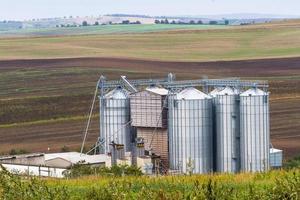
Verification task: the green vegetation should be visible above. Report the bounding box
[0,165,69,200]
[0,24,227,38]
[1,165,299,200]
[63,164,143,178]
[284,155,300,169]
[8,148,29,155]
[0,22,300,61]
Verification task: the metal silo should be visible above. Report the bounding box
[240,88,270,172]
[214,87,240,173]
[100,87,131,153]
[168,87,213,174]
[210,87,224,98]
[209,87,224,171]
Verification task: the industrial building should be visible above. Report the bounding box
[0,73,283,177]
[85,74,283,174]
[0,152,109,178]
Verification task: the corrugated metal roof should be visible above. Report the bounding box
[270,148,283,153]
[0,153,44,161]
[146,87,168,96]
[240,88,267,96]
[44,152,108,164]
[176,87,211,100]
[105,88,129,99]
[217,87,239,95]
[209,87,224,97]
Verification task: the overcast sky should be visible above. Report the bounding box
[1,0,300,20]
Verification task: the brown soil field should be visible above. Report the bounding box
[0,57,299,159]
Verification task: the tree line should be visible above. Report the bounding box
[155,19,229,25]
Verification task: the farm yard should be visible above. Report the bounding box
[0,21,299,160]
[1,0,300,198]
[0,57,299,159]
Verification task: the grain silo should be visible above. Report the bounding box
[209,87,224,171]
[214,87,240,173]
[168,87,213,174]
[130,86,169,167]
[240,88,270,172]
[100,87,132,153]
[210,87,224,98]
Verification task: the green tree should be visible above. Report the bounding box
[61,145,70,152]
[122,20,130,24]
[82,21,88,26]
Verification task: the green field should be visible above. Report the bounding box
[1,167,299,200]
[0,22,300,61]
[0,24,227,37]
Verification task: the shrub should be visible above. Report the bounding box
[63,163,143,178]
[0,165,69,200]
[9,148,28,155]
[284,155,300,169]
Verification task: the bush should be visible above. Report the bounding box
[82,21,88,26]
[9,148,28,155]
[61,145,70,152]
[284,155,300,169]
[1,164,299,199]
[82,171,300,200]
[0,165,69,200]
[154,19,160,24]
[268,171,300,199]
[209,21,218,25]
[63,163,143,178]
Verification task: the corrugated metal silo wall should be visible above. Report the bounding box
[215,94,240,173]
[168,96,213,174]
[240,94,270,172]
[100,98,131,153]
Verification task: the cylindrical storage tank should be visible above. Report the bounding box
[168,87,213,174]
[209,87,224,171]
[214,87,240,173]
[100,87,131,153]
[240,88,270,172]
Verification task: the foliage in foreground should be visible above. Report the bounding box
[284,155,300,170]
[0,165,69,200]
[0,165,299,200]
[63,163,143,178]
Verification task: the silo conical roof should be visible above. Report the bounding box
[240,88,267,97]
[176,87,211,100]
[105,87,129,99]
[217,87,239,95]
[209,87,224,97]
[146,86,168,96]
